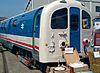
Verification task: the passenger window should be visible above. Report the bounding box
[1,23,3,30]
[70,14,79,31]
[12,19,17,27]
[51,8,67,29]
[1,22,6,30]
[82,10,91,29]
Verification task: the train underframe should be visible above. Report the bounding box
[0,43,66,73]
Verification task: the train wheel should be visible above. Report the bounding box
[11,46,19,54]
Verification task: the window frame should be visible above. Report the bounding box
[51,8,68,29]
[82,10,91,29]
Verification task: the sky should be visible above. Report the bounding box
[0,0,28,18]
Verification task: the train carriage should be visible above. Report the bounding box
[0,0,93,72]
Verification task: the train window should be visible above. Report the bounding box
[70,14,79,31]
[1,23,3,30]
[82,10,91,29]
[22,15,25,17]
[51,8,67,29]
[12,19,17,27]
[1,22,6,30]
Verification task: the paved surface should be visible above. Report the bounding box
[0,52,3,73]
[0,46,42,73]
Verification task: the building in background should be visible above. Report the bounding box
[25,0,54,11]
[77,0,100,19]
[0,17,7,21]
[25,0,100,19]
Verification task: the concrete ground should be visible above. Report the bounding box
[0,47,42,73]
[0,52,3,73]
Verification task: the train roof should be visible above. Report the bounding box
[1,0,90,24]
[11,6,43,18]
[52,0,85,7]
[1,6,43,23]
[43,0,90,12]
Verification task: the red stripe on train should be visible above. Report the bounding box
[0,36,39,51]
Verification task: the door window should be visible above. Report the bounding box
[70,7,80,31]
[70,15,79,31]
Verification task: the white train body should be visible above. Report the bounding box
[0,0,92,65]
[39,0,92,63]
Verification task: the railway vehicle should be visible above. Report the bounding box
[93,18,100,51]
[0,0,93,72]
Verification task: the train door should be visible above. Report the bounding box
[70,7,80,52]
[33,8,43,60]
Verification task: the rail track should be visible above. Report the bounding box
[0,45,9,73]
